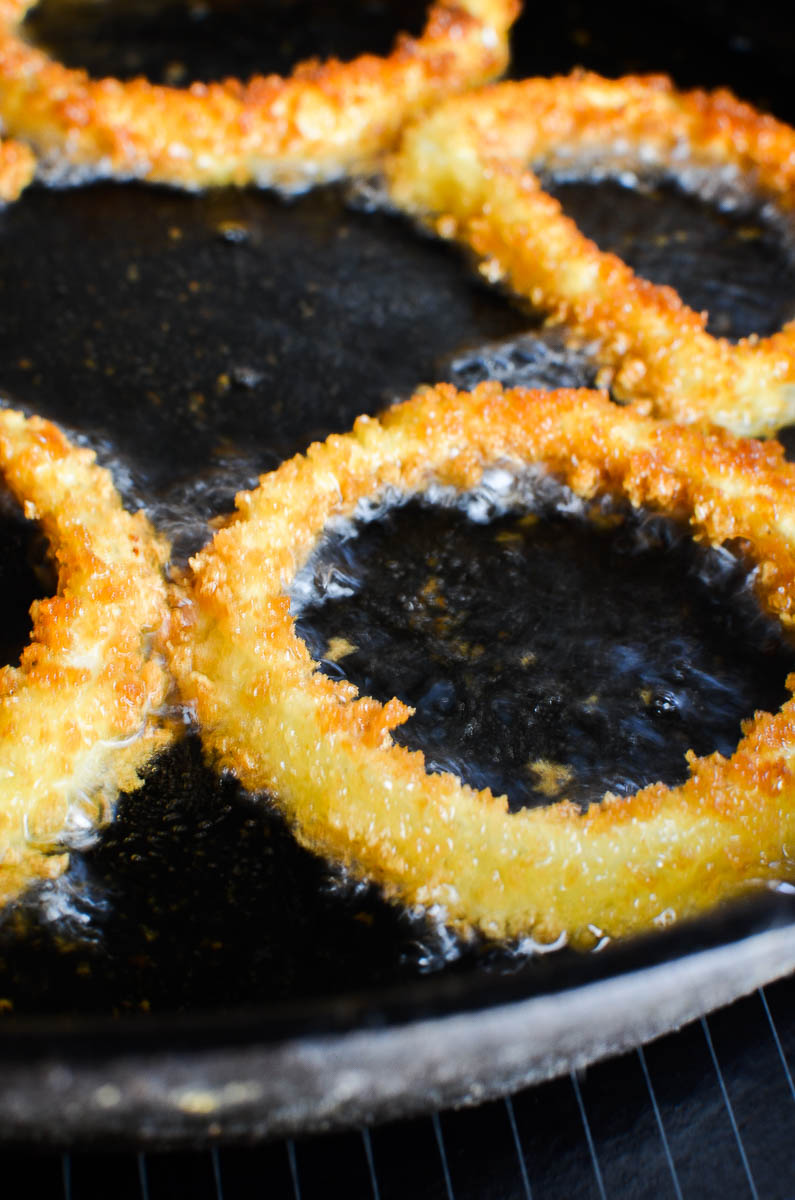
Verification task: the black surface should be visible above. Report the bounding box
[0,181,527,506]
[297,501,795,812]
[0,498,49,667]
[508,0,795,107]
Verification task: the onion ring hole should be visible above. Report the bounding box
[293,498,795,814]
[0,489,50,667]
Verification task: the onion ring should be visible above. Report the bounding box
[171,382,795,948]
[0,0,519,191]
[0,133,32,201]
[387,72,795,438]
[0,407,172,905]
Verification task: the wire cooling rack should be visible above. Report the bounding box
[5,970,794,1199]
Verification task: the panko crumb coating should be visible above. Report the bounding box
[0,134,33,201]
[387,72,795,438]
[0,408,172,905]
[0,0,519,191]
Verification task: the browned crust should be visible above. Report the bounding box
[0,0,519,190]
[0,408,173,905]
[0,133,33,201]
[170,383,795,948]
[387,71,795,438]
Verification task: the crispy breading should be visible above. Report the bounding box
[0,0,518,191]
[171,383,795,948]
[0,134,33,201]
[387,72,795,437]
[0,408,172,904]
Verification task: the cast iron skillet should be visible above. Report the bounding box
[0,0,794,1146]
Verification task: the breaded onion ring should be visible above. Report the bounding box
[0,0,518,191]
[387,72,795,438]
[0,133,33,201]
[0,408,172,905]
[172,382,795,948]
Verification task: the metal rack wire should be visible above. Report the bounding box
[6,970,794,1199]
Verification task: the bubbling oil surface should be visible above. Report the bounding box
[295,488,795,811]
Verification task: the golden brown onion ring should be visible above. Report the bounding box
[387,72,795,438]
[0,408,172,905]
[0,134,32,201]
[171,382,795,948]
[0,0,518,191]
